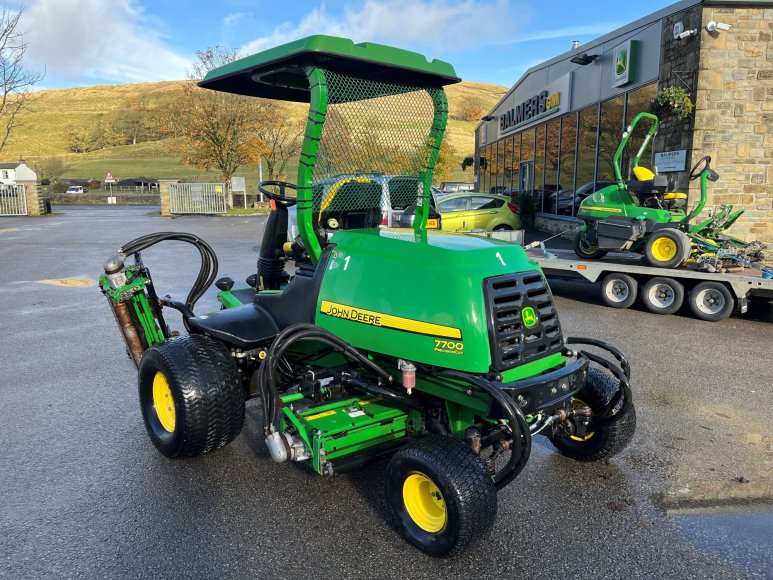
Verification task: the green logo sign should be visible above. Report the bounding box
[521,306,538,328]
[616,49,628,75]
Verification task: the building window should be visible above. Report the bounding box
[597,95,625,182]
[495,139,506,194]
[2,171,7,179]
[544,120,561,214]
[623,83,657,178]
[534,124,546,210]
[576,105,598,200]
[511,132,521,196]
[503,136,514,193]
[480,144,490,194]
[559,113,578,216]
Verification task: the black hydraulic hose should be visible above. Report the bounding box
[438,370,532,490]
[118,232,219,313]
[566,336,631,380]
[258,324,395,432]
[340,375,423,411]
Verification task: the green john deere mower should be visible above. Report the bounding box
[575,112,766,270]
[100,36,635,557]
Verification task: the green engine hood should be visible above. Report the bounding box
[314,228,544,373]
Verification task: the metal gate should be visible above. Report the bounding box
[169,183,226,214]
[0,184,27,216]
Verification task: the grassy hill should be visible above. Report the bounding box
[4,79,506,185]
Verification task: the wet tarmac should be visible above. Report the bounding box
[1,206,771,579]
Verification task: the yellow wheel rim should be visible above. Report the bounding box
[152,371,176,433]
[403,472,447,533]
[651,237,677,263]
[568,397,595,442]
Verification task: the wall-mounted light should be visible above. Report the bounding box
[480,115,495,121]
[570,53,599,66]
[706,21,732,32]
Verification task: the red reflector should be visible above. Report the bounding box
[507,202,519,213]
[381,212,388,225]
[270,200,276,211]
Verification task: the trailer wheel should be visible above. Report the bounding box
[641,277,684,315]
[574,230,607,260]
[549,368,636,462]
[644,229,690,268]
[138,334,245,458]
[385,435,497,557]
[600,273,638,309]
[688,281,735,321]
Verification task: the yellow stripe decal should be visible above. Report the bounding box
[581,206,623,213]
[320,300,462,339]
[304,410,337,421]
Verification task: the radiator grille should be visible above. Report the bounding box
[483,271,563,372]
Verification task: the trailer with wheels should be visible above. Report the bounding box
[530,249,773,322]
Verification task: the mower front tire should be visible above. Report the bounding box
[138,334,245,459]
[644,229,690,269]
[574,230,607,260]
[385,435,497,557]
[549,368,636,462]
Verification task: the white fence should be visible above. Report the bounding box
[0,184,27,216]
[169,183,227,215]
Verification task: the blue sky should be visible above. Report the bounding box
[17,0,677,90]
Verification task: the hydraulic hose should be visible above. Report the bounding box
[438,370,532,491]
[118,232,219,314]
[257,324,395,433]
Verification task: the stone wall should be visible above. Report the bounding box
[655,4,703,195]
[693,4,773,244]
[49,192,161,206]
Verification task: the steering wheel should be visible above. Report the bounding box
[689,156,711,181]
[258,180,298,207]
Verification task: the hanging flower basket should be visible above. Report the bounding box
[649,86,694,122]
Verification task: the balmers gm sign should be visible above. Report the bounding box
[497,73,572,138]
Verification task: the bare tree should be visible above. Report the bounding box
[255,103,304,181]
[35,156,69,183]
[167,46,267,206]
[0,8,44,154]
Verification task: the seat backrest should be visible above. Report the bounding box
[633,166,655,181]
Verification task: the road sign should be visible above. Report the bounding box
[104,172,116,183]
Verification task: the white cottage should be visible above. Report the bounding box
[0,160,37,184]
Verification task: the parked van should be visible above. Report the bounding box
[66,186,85,194]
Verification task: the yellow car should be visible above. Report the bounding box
[436,193,521,232]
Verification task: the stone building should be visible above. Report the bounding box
[474,0,772,244]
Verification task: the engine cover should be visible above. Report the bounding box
[596,217,647,251]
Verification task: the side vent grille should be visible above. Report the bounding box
[483,272,563,372]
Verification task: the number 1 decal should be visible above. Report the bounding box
[343,255,351,270]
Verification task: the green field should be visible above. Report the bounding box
[5,79,506,186]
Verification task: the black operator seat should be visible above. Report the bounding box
[187,253,330,350]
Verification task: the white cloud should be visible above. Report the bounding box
[491,22,625,45]
[223,12,249,28]
[23,0,191,85]
[241,0,518,56]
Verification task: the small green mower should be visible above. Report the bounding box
[575,112,767,269]
[100,36,635,557]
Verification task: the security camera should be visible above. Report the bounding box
[678,28,698,39]
[706,21,731,32]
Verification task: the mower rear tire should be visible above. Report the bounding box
[549,368,636,462]
[138,334,245,458]
[641,277,684,315]
[644,229,690,269]
[688,281,735,321]
[385,435,497,557]
[574,230,607,260]
[600,273,638,309]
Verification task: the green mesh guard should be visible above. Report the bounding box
[311,69,444,230]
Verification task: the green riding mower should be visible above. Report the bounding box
[575,112,766,270]
[99,36,635,557]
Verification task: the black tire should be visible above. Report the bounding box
[574,230,607,260]
[385,435,497,557]
[549,368,636,462]
[641,277,684,315]
[138,334,245,458]
[644,229,690,268]
[600,273,638,309]
[493,224,513,231]
[688,281,735,321]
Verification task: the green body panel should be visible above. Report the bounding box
[577,183,686,223]
[199,35,460,101]
[313,228,544,373]
[281,395,410,474]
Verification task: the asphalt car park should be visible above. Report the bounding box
[1,206,771,578]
